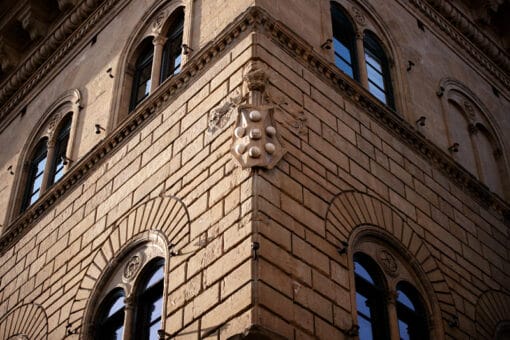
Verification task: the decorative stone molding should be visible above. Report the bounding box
[68,195,190,336]
[231,104,284,169]
[0,6,508,256]
[408,0,510,88]
[326,190,453,335]
[377,248,399,277]
[0,303,48,340]
[0,0,122,130]
[18,5,50,41]
[208,89,245,133]
[475,290,510,339]
[123,254,143,281]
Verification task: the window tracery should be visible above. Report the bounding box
[122,5,185,114]
[352,237,431,340]
[330,1,395,110]
[440,79,509,198]
[89,242,166,340]
[10,89,80,217]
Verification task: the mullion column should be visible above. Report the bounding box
[150,35,167,92]
[386,289,401,340]
[355,30,369,87]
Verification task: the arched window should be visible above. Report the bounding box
[331,2,357,80]
[354,253,390,340]
[329,2,396,109]
[135,259,164,340]
[351,240,431,340]
[48,115,72,186]
[22,139,48,211]
[119,5,187,117]
[396,282,429,340]
[130,39,154,111]
[95,288,125,340]
[91,249,166,340]
[160,9,184,83]
[364,32,394,108]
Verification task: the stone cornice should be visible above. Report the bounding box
[0,0,118,131]
[253,7,509,220]
[0,7,508,255]
[409,0,510,89]
[0,6,256,255]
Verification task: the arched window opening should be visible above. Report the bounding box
[364,32,394,108]
[475,125,504,197]
[331,2,358,80]
[396,281,429,340]
[160,8,184,83]
[48,115,72,186]
[354,253,390,340]
[22,139,48,211]
[130,39,154,111]
[135,258,164,340]
[95,288,126,340]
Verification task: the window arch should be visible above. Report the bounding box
[331,2,358,80]
[440,79,509,198]
[134,258,165,340]
[130,38,154,111]
[21,139,48,211]
[95,288,126,340]
[352,237,431,340]
[354,253,390,340]
[329,1,396,110]
[9,89,81,218]
[89,242,167,340]
[160,7,184,83]
[364,31,394,108]
[116,4,187,117]
[396,282,429,340]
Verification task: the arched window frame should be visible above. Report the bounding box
[7,89,81,220]
[439,78,510,199]
[112,2,188,125]
[87,239,168,340]
[329,1,400,112]
[349,234,432,340]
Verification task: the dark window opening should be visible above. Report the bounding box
[160,8,184,83]
[364,32,394,109]
[95,288,125,340]
[331,2,358,80]
[135,258,164,340]
[354,253,391,340]
[130,40,154,111]
[48,115,72,186]
[22,139,48,211]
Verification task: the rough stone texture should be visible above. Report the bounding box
[0,0,509,339]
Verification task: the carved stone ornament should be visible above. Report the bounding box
[377,248,399,277]
[231,104,284,169]
[123,254,143,280]
[152,10,167,33]
[352,6,366,26]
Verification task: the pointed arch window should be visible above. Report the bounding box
[329,2,395,109]
[22,139,48,211]
[160,9,184,82]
